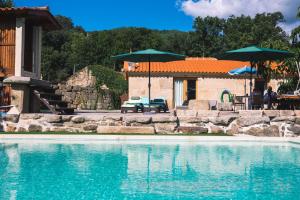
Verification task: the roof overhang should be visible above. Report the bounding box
[0,7,61,31]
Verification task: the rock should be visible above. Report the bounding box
[209,116,237,126]
[62,115,73,122]
[28,124,43,132]
[97,126,155,134]
[44,115,62,123]
[227,123,239,135]
[152,116,178,123]
[176,109,197,117]
[4,114,20,123]
[83,124,98,131]
[51,127,79,132]
[295,117,300,125]
[71,116,85,123]
[178,117,201,123]
[287,125,300,135]
[239,110,263,117]
[103,116,122,121]
[263,110,279,118]
[237,116,270,127]
[5,124,16,132]
[177,126,208,134]
[210,125,224,134]
[219,111,239,117]
[20,114,41,120]
[155,123,177,134]
[197,111,219,117]
[294,110,300,116]
[200,117,210,123]
[280,110,295,116]
[124,116,151,124]
[245,125,280,137]
[271,116,295,123]
[17,127,27,132]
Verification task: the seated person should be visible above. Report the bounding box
[263,86,277,109]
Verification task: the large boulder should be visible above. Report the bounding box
[44,115,62,123]
[271,116,295,123]
[97,126,155,134]
[209,125,225,134]
[245,125,280,137]
[239,110,263,117]
[71,116,85,123]
[209,116,237,126]
[263,110,279,118]
[287,125,300,135]
[197,111,219,117]
[4,114,20,123]
[237,116,270,127]
[152,116,178,123]
[28,124,43,132]
[226,123,240,135]
[280,110,295,116]
[83,124,98,131]
[155,123,177,134]
[123,116,151,124]
[176,109,197,117]
[177,126,208,134]
[178,117,201,124]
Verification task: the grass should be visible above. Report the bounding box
[0,132,231,136]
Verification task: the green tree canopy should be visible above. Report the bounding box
[0,0,13,7]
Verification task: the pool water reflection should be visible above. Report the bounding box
[0,143,299,200]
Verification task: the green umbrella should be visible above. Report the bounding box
[220,45,293,109]
[112,49,185,111]
[220,46,293,62]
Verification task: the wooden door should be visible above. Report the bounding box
[0,17,16,77]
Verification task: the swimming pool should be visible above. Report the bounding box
[0,137,299,200]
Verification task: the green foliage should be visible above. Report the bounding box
[42,11,295,88]
[88,65,128,108]
[0,0,13,7]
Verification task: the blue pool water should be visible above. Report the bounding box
[0,142,299,200]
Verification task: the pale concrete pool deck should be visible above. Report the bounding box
[1,134,300,146]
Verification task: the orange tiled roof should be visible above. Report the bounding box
[124,58,250,74]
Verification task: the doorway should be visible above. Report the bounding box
[174,78,197,107]
[187,80,196,100]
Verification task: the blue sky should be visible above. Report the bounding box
[14,0,194,31]
[14,0,300,33]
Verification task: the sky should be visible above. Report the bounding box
[14,0,300,33]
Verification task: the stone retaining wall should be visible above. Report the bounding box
[55,85,113,110]
[2,110,300,137]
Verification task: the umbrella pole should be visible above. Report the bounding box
[250,63,253,110]
[148,58,151,111]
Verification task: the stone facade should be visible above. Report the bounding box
[2,110,300,137]
[128,76,174,107]
[56,67,113,110]
[128,75,282,109]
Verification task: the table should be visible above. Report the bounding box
[234,95,250,110]
[277,95,300,110]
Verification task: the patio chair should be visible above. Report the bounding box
[252,94,263,110]
[232,95,245,112]
[208,100,217,110]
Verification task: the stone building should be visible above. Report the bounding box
[124,58,281,109]
[0,7,64,113]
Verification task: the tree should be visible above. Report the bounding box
[192,16,225,57]
[0,0,13,7]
